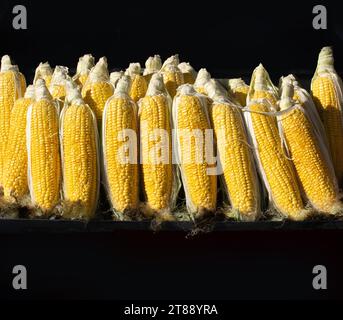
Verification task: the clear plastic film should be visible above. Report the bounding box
[110,71,124,88]
[311,47,343,185]
[72,54,95,85]
[59,82,100,220]
[277,78,342,215]
[0,54,23,99]
[102,76,139,220]
[137,73,181,220]
[172,84,216,218]
[26,79,61,217]
[207,91,261,221]
[247,64,279,109]
[143,55,162,75]
[194,68,211,95]
[33,62,53,85]
[161,54,180,70]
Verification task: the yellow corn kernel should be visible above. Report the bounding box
[248,64,279,108]
[103,76,139,216]
[311,47,343,185]
[280,80,341,214]
[174,85,216,217]
[0,55,23,189]
[82,57,113,123]
[228,78,249,106]
[249,102,305,219]
[162,65,184,98]
[210,98,259,220]
[61,85,99,219]
[3,85,34,205]
[28,80,61,214]
[139,74,173,217]
[130,74,147,103]
[49,65,68,101]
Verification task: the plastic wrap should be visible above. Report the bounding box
[138,73,181,221]
[59,81,100,220]
[172,84,216,219]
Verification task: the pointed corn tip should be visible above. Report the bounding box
[35,78,52,100]
[318,46,334,67]
[146,73,165,95]
[24,85,35,99]
[115,75,131,94]
[178,84,196,95]
[1,55,12,65]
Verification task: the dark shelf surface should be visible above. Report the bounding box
[1,218,343,234]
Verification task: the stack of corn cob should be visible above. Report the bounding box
[0,47,342,223]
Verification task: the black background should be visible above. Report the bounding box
[0,0,343,300]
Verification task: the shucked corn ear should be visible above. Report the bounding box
[34,62,53,87]
[125,63,148,103]
[173,84,217,218]
[245,65,306,220]
[49,65,69,102]
[311,47,343,186]
[143,55,162,83]
[0,55,25,190]
[178,62,197,84]
[279,77,342,215]
[228,78,249,107]
[102,76,139,219]
[82,57,114,123]
[206,86,260,221]
[194,68,211,95]
[161,64,184,99]
[73,54,95,87]
[248,64,279,108]
[2,85,35,207]
[139,73,179,220]
[60,81,99,219]
[27,79,61,215]
[110,71,124,88]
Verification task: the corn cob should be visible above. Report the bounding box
[34,62,53,87]
[207,86,260,221]
[311,47,343,186]
[143,55,162,83]
[110,71,124,88]
[82,57,114,123]
[173,84,217,217]
[0,55,24,190]
[139,73,176,220]
[248,64,279,107]
[49,65,69,102]
[246,65,306,220]
[27,79,61,215]
[161,64,184,98]
[2,85,35,207]
[125,63,148,103]
[60,81,99,219]
[279,78,342,215]
[178,62,197,84]
[102,76,139,218]
[194,68,211,95]
[73,54,95,87]
[228,78,249,107]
